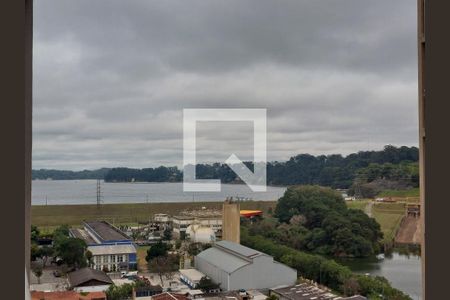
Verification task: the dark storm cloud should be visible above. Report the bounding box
[33,0,418,170]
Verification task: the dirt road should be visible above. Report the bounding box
[395,216,421,244]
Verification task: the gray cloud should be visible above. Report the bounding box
[33,0,418,170]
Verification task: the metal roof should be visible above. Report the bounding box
[196,246,250,273]
[214,240,264,258]
[69,228,97,245]
[87,244,136,256]
[84,221,131,242]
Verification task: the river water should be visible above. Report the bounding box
[338,251,422,299]
[32,179,286,205]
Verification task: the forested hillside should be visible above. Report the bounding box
[32,168,111,180]
[33,145,418,196]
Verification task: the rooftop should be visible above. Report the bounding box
[87,244,136,256]
[31,291,106,300]
[214,240,264,259]
[179,268,206,281]
[70,228,97,245]
[84,221,131,242]
[196,241,264,274]
[152,292,189,300]
[271,284,367,300]
[68,267,113,288]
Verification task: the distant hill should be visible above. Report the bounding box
[33,145,419,196]
[32,168,111,180]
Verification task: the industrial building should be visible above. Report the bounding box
[195,240,297,291]
[172,210,222,240]
[70,221,137,271]
[186,223,216,243]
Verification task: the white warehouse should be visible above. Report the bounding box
[195,240,297,291]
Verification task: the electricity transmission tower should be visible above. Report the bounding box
[96,179,103,208]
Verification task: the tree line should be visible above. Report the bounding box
[33,145,419,195]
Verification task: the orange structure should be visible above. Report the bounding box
[240,210,263,218]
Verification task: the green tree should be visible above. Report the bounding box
[31,225,40,243]
[197,276,220,291]
[148,255,179,285]
[32,265,43,284]
[31,243,40,261]
[273,185,382,257]
[163,227,173,241]
[105,283,134,300]
[39,245,54,267]
[54,237,87,268]
[52,224,70,244]
[145,242,169,261]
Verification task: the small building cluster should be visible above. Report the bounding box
[30,200,366,300]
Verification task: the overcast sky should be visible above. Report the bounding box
[33,0,418,170]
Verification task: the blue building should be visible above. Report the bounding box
[70,221,137,272]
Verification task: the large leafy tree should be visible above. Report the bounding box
[54,237,88,268]
[270,185,382,257]
[145,242,170,261]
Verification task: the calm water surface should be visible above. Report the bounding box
[32,179,286,205]
[339,251,422,299]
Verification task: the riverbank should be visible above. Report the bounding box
[31,201,277,229]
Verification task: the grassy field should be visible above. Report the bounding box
[137,246,150,272]
[372,203,405,243]
[346,201,406,244]
[378,188,420,198]
[31,201,277,228]
[345,199,370,210]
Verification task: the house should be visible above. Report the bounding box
[195,240,297,291]
[67,267,113,292]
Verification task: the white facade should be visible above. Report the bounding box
[179,269,206,288]
[154,213,170,223]
[89,244,136,272]
[173,216,222,239]
[186,225,216,243]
